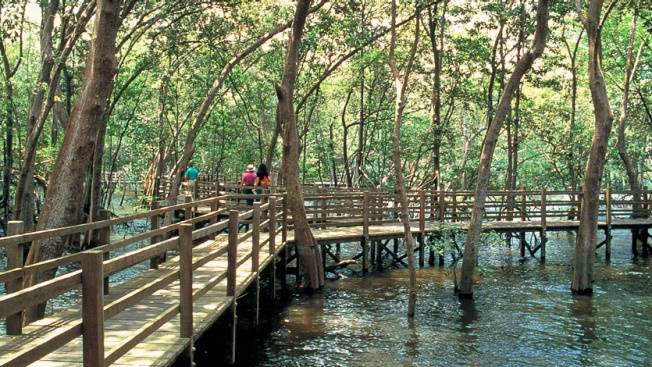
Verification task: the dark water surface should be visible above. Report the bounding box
[245,230,651,367]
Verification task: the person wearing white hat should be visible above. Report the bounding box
[240,164,257,206]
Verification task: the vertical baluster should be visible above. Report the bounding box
[6,221,24,335]
[178,224,194,364]
[82,250,105,367]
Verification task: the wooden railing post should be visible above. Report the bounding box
[153,177,161,201]
[520,188,527,221]
[605,187,612,261]
[320,190,327,224]
[451,189,457,221]
[82,250,105,367]
[214,181,221,198]
[438,189,445,221]
[6,221,24,335]
[643,186,650,217]
[520,188,527,258]
[540,189,547,262]
[209,197,218,240]
[362,192,370,274]
[227,211,239,297]
[99,209,111,295]
[178,223,194,364]
[269,197,277,255]
[150,201,161,269]
[417,190,425,267]
[184,195,193,222]
[282,197,288,244]
[252,204,261,273]
[418,190,426,234]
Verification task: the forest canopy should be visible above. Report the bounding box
[0,0,651,231]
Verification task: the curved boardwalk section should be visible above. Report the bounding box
[0,188,650,366]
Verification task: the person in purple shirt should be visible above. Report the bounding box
[240,164,257,205]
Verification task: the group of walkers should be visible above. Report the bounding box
[239,163,271,205]
[183,162,272,203]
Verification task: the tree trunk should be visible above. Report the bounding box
[167,1,328,203]
[388,0,420,318]
[277,0,323,290]
[459,0,549,298]
[571,0,614,294]
[615,12,641,213]
[23,0,123,322]
[341,88,354,188]
[14,0,59,231]
[427,1,447,190]
[0,42,19,230]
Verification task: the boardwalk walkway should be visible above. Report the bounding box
[0,187,650,366]
[0,232,279,366]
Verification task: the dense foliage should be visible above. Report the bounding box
[0,0,650,229]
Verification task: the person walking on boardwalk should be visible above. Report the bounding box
[184,161,199,199]
[240,164,257,205]
[255,163,271,197]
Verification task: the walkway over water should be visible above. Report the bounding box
[0,186,650,366]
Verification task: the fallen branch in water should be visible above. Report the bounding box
[325,259,357,272]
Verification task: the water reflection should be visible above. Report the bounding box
[405,319,419,361]
[570,295,597,345]
[245,231,652,367]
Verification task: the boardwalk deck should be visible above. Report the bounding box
[1,188,650,366]
[0,231,282,367]
[287,218,652,245]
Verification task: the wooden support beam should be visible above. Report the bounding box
[178,224,194,366]
[99,209,111,295]
[209,197,218,240]
[605,187,612,261]
[269,196,277,300]
[149,201,161,269]
[540,189,547,262]
[362,192,370,274]
[82,250,105,367]
[252,204,261,273]
[227,211,239,297]
[184,195,193,222]
[6,220,24,335]
[438,189,445,221]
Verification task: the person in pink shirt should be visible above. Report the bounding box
[240,164,257,205]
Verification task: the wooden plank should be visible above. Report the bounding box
[82,250,105,367]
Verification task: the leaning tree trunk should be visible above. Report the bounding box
[23,0,123,322]
[277,0,323,290]
[458,0,549,298]
[571,0,614,294]
[14,0,59,232]
[388,0,420,318]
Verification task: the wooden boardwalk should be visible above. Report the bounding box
[0,232,280,366]
[291,218,652,245]
[0,188,650,366]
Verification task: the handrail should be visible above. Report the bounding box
[0,188,649,366]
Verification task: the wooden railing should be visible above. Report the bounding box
[0,195,285,367]
[1,187,650,365]
[296,188,651,229]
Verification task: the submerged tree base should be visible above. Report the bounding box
[571,287,593,296]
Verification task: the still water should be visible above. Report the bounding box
[244,230,651,366]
